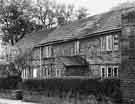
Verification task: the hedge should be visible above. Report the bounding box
[22,78,121,101]
[0,76,21,89]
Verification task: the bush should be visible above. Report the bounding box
[22,78,121,102]
[0,76,21,89]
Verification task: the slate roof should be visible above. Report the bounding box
[16,7,133,56]
[39,9,123,45]
[15,29,54,57]
[59,56,88,67]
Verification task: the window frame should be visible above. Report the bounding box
[43,46,52,58]
[107,66,113,78]
[106,35,113,51]
[74,40,80,55]
[113,34,119,51]
[100,65,106,78]
[113,66,119,77]
[100,34,119,51]
[33,68,38,78]
[56,69,61,77]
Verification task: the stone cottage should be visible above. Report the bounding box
[16,7,135,102]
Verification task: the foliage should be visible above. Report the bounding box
[0,0,42,45]
[0,76,21,89]
[22,78,121,102]
[0,0,88,45]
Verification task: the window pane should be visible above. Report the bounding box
[113,35,119,50]
[101,37,106,50]
[101,66,106,78]
[113,66,118,77]
[74,40,80,55]
[106,35,112,51]
[102,68,105,77]
[33,68,37,78]
[107,67,112,77]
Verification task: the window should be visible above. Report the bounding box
[113,66,119,77]
[101,66,106,78]
[33,68,38,78]
[101,34,119,51]
[56,69,61,77]
[107,66,112,77]
[44,66,49,78]
[74,40,80,55]
[43,46,53,57]
[106,35,113,51]
[101,37,106,51]
[113,35,119,50]
[100,65,119,78]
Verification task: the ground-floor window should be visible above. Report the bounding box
[113,66,119,77]
[101,65,119,78]
[107,66,112,77]
[101,66,106,78]
[33,68,38,78]
[56,69,61,77]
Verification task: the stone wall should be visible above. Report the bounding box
[120,9,135,103]
[79,35,120,78]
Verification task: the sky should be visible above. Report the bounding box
[55,0,135,15]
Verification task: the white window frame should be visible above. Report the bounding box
[106,35,113,51]
[101,37,106,51]
[101,35,119,51]
[33,68,38,78]
[56,69,61,77]
[74,40,80,55]
[113,35,119,51]
[107,66,113,78]
[45,66,49,78]
[113,66,119,77]
[44,46,52,58]
[100,66,106,78]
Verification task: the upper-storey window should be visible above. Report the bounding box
[33,48,40,59]
[106,35,113,51]
[74,40,80,55]
[113,35,119,50]
[101,34,119,51]
[43,46,53,58]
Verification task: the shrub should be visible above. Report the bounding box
[22,78,121,102]
[0,76,21,89]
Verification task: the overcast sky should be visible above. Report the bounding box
[55,0,135,15]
